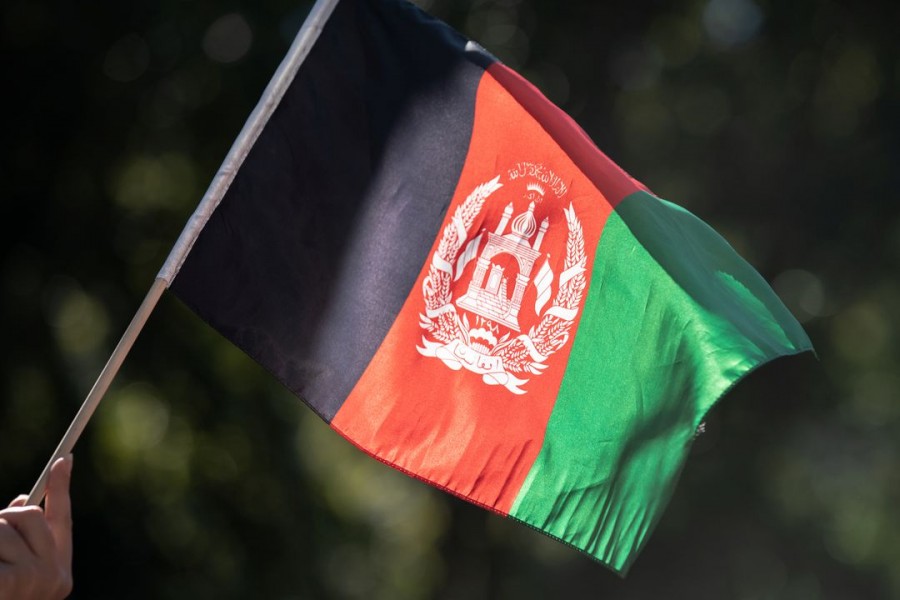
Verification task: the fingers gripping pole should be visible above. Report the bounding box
[26,277,168,506]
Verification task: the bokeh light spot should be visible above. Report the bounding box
[848,370,900,428]
[4,367,56,466]
[772,269,826,323]
[43,278,110,357]
[296,413,447,598]
[824,507,881,566]
[112,153,198,214]
[203,13,253,64]
[107,383,171,453]
[813,42,882,138]
[702,0,764,48]
[650,16,701,67]
[831,301,892,364]
[465,5,529,68]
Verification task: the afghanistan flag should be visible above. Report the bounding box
[169,0,812,573]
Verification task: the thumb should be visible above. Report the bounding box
[8,494,28,508]
[44,454,74,566]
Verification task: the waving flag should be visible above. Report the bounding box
[169,0,811,573]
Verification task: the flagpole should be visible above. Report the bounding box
[26,278,166,505]
[26,0,341,506]
[158,0,340,283]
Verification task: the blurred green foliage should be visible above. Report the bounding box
[1,0,898,598]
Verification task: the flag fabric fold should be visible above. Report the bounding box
[169,0,812,573]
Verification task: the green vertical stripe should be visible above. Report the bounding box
[509,191,812,573]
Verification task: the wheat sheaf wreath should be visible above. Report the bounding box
[419,176,586,377]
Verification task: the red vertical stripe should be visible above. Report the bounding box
[331,71,612,513]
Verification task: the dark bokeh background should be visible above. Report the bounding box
[2,0,898,598]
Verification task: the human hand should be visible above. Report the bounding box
[0,455,74,599]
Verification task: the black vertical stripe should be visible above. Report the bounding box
[171,0,493,420]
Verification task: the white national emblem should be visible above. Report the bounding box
[417,163,587,394]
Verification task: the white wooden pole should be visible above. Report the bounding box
[26,277,167,505]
